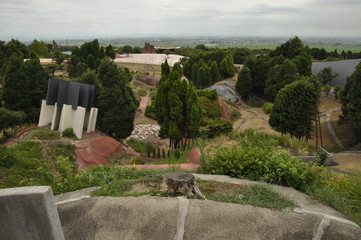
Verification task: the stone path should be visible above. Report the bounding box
[128,124,160,141]
[322,106,343,148]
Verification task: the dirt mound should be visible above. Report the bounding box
[136,76,158,86]
[186,147,201,165]
[75,136,122,170]
[221,102,231,120]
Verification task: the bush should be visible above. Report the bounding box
[126,138,154,156]
[263,103,273,114]
[333,86,343,100]
[199,96,221,119]
[200,133,323,190]
[201,119,233,138]
[137,89,147,97]
[0,146,16,168]
[197,89,218,100]
[62,128,75,138]
[145,105,157,120]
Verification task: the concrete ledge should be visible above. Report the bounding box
[0,186,65,240]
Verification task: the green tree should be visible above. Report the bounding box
[264,59,299,100]
[105,44,115,59]
[2,54,48,122]
[28,39,50,58]
[236,66,252,100]
[161,59,170,77]
[210,61,219,84]
[317,67,338,86]
[269,77,320,140]
[86,54,96,70]
[0,108,26,134]
[122,45,132,56]
[339,63,361,140]
[172,62,182,76]
[197,66,207,89]
[97,61,138,139]
[219,55,234,79]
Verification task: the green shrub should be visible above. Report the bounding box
[199,96,221,119]
[149,89,157,100]
[62,128,75,138]
[56,156,74,178]
[0,146,16,168]
[201,119,233,138]
[145,105,157,119]
[200,134,323,190]
[130,158,145,165]
[126,138,154,156]
[197,89,218,100]
[333,86,343,100]
[137,88,147,97]
[263,102,273,114]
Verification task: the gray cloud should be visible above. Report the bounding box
[0,0,360,40]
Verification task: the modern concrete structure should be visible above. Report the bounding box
[0,186,65,240]
[38,79,98,139]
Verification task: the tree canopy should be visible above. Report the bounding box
[339,62,361,140]
[269,76,320,140]
[97,60,138,139]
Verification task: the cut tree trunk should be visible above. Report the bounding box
[165,172,205,199]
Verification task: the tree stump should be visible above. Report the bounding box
[164,172,205,199]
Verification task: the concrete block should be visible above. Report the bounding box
[0,186,65,240]
[38,100,55,127]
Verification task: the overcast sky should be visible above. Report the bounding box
[0,0,360,40]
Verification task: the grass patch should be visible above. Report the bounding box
[22,128,59,140]
[307,171,361,226]
[244,99,264,108]
[126,138,155,156]
[137,88,148,97]
[198,180,296,210]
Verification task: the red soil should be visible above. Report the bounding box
[75,136,122,170]
[136,76,158,86]
[221,102,231,120]
[186,147,201,165]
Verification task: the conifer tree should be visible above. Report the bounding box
[210,61,219,84]
[236,66,252,100]
[97,60,138,139]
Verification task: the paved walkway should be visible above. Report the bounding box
[323,106,343,148]
[55,174,361,240]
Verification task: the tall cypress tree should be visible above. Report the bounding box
[97,60,138,139]
[236,66,252,100]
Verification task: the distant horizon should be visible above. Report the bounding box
[2,35,361,43]
[1,0,361,42]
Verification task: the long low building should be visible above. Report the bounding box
[312,58,361,86]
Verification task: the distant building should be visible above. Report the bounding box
[38,79,98,139]
[143,43,155,53]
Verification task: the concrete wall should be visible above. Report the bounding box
[38,100,55,126]
[59,104,86,139]
[0,186,65,240]
[38,101,98,139]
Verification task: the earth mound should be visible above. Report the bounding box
[75,136,122,170]
[136,75,158,86]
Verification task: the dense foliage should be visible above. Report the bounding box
[269,77,320,140]
[182,49,234,89]
[236,66,252,100]
[155,69,202,148]
[97,61,138,139]
[339,62,361,140]
[200,130,323,190]
[2,54,49,122]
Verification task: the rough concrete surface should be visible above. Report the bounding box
[56,194,361,240]
[0,186,64,240]
[57,196,179,240]
[184,199,321,240]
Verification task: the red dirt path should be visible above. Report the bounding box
[75,136,122,170]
